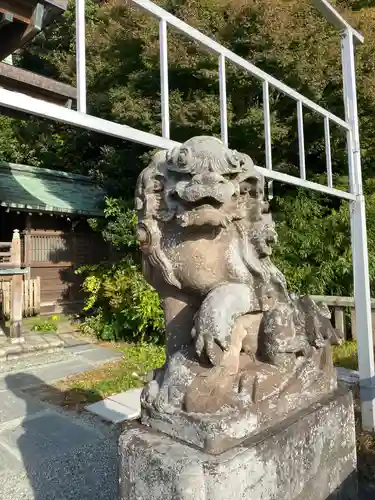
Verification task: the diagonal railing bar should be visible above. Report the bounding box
[312,0,363,44]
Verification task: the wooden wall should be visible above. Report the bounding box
[0,209,110,312]
[22,214,109,312]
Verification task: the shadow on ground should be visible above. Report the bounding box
[3,373,119,500]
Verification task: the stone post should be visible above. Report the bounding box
[10,230,23,343]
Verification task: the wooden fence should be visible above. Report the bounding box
[312,295,374,341]
[0,277,40,319]
[0,279,368,337]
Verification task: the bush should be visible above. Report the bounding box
[31,317,58,333]
[76,195,164,343]
[77,259,164,343]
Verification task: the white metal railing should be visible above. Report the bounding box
[76,0,86,113]
[159,17,170,139]
[132,0,353,198]
[0,0,374,430]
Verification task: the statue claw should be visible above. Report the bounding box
[195,333,225,366]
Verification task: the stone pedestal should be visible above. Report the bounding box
[119,389,357,500]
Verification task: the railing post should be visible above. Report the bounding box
[219,54,228,147]
[159,18,170,139]
[10,229,23,342]
[263,81,273,198]
[334,307,346,340]
[76,0,87,113]
[342,28,375,430]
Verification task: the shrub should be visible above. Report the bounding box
[77,257,164,342]
[31,317,58,333]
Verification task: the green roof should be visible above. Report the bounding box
[0,163,104,216]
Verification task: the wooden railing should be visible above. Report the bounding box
[0,230,27,340]
[0,241,11,265]
[312,295,372,341]
[0,277,40,318]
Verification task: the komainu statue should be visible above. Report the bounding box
[135,136,341,454]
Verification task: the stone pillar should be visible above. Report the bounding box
[10,230,23,343]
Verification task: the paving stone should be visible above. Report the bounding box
[59,333,89,347]
[40,335,64,348]
[108,387,142,415]
[0,373,40,392]
[5,344,22,357]
[0,390,46,425]
[19,339,49,354]
[86,398,139,423]
[0,337,8,347]
[0,411,97,462]
[78,347,123,365]
[64,343,98,355]
[0,351,72,377]
[0,442,22,474]
[26,358,94,384]
[0,359,93,391]
[22,334,48,345]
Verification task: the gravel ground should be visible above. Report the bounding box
[0,343,121,500]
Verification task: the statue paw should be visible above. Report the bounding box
[195,331,228,366]
[238,372,259,404]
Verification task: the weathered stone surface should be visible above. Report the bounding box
[119,389,357,500]
[135,136,342,450]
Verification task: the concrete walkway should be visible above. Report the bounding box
[0,340,123,500]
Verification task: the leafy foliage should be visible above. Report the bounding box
[31,317,59,333]
[77,258,164,342]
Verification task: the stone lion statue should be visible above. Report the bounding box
[135,136,341,453]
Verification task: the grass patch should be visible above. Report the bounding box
[33,340,361,410]
[332,340,358,371]
[6,314,70,329]
[27,343,165,411]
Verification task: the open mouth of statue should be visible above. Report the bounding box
[190,197,224,209]
[176,183,234,205]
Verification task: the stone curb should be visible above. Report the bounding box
[0,336,65,362]
[336,366,359,388]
